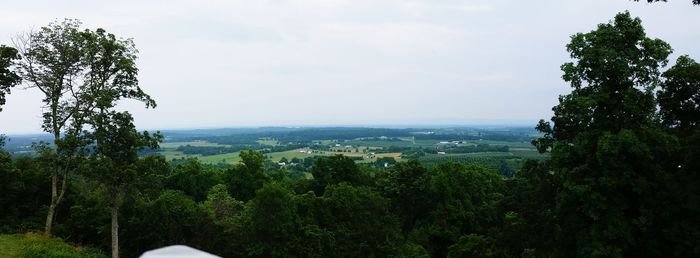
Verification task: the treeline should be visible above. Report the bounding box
[192,129,530,148]
[378,144,508,156]
[192,128,413,145]
[176,144,257,156]
[414,131,531,142]
[174,143,308,156]
[259,143,308,154]
[0,150,542,257]
[439,144,509,153]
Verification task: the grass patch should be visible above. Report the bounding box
[0,233,106,258]
[265,149,319,162]
[197,151,243,165]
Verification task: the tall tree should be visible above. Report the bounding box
[85,111,161,258]
[14,19,87,236]
[13,19,155,237]
[0,45,21,111]
[77,26,157,258]
[656,55,700,256]
[534,12,699,257]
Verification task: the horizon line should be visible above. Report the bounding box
[3,121,541,136]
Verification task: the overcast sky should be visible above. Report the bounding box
[0,0,698,133]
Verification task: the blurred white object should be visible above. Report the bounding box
[140,245,220,258]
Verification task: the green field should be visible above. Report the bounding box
[158,137,540,168]
[196,151,242,164]
[159,140,406,165]
[159,141,231,162]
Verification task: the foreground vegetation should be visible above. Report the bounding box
[0,233,106,258]
[1,10,700,258]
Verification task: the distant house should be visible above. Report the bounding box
[278,162,286,166]
[437,151,446,155]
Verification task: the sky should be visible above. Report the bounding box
[0,0,698,134]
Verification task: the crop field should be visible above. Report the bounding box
[418,150,546,170]
[151,127,543,170]
[158,140,405,165]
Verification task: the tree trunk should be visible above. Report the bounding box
[111,190,119,258]
[44,129,61,237]
[43,170,58,236]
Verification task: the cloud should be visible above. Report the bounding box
[314,22,465,54]
[457,4,494,13]
[0,0,699,133]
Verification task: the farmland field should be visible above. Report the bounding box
[151,126,543,172]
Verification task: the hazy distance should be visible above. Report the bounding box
[0,0,698,133]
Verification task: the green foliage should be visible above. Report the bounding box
[0,45,20,111]
[57,181,110,249]
[556,11,671,140]
[224,151,270,201]
[314,183,402,257]
[234,182,324,258]
[311,155,366,193]
[240,150,264,172]
[374,156,397,167]
[166,158,221,201]
[134,155,171,199]
[380,160,431,231]
[13,18,159,238]
[534,11,700,257]
[447,234,502,258]
[118,190,215,257]
[497,160,558,257]
[411,163,505,257]
[202,184,243,226]
[393,241,430,258]
[85,112,162,190]
[0,233,106,258]
[658,55,700,133]
[0,155,50,233]
[15,19,86,134]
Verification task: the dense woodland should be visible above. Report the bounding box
[1,10,700,258]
